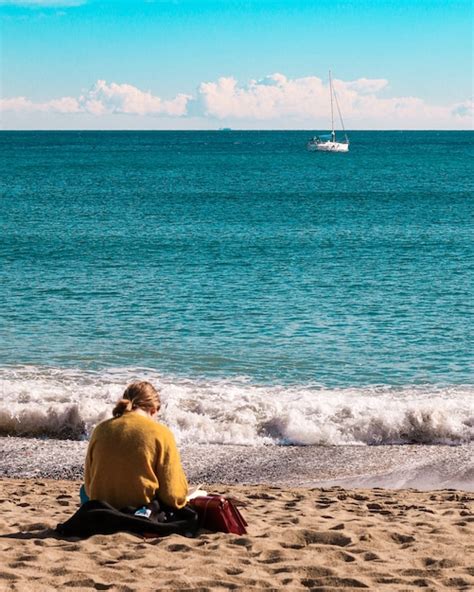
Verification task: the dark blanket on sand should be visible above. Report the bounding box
[56,500,198,538]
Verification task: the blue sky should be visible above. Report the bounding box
[1,0,472,129]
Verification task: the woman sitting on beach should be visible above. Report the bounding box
[83,381,188,510]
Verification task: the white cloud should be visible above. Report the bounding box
[197,73,473,129]
[46,97,81,113]
[0,95,79,112]
[79,80,190,116]
[0,97,80,113]
[1,74,472,129]
[0,97,36,111]
[198,73,327,120]
[1,80,190,117]
[346,78,389,94]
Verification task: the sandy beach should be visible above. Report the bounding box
[1,437,473,589]
[0,477,472,592]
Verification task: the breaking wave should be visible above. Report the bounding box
[0,366,473,445]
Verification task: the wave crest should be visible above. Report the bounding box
[1,366,472,445]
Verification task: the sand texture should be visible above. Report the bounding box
[0,479,473,592]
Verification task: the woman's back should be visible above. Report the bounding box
[84,385,188,510]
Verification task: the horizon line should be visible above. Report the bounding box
[1,128,473,132]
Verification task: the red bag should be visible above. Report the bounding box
[190,495,247,535]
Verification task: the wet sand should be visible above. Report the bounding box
[1,438,473,491]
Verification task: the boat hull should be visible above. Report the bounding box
[314,141,349,152]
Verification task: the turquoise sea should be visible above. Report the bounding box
[1,131,473,445]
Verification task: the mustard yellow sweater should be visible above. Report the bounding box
[84,412,188,509]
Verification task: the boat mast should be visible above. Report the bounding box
[333,86,349,144]
[329,70,335,143]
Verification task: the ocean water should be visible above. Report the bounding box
[1,131,473,445]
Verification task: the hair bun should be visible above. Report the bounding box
[112,382,160,418]
[112,398,134,418]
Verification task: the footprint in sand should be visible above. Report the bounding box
[99,559,119,566]
[272,566,294,575]
[16,554,37,562]
[224,567,243,575]
[228,536,253,548]
[443,577,472,588]
[63,543,82,552]
[0,570,19,581]
[334,551,357,563]
[165,543,193,552]
[352,494,369,501]
[366,502,385,512]
[302,566,335,578]
[257,550,287,564]
[411,577,438,587]
[301,576,369,589]
[301,530,352,547]
[391,533,415,544]
[49,566,70,577]
[63,578,114,590]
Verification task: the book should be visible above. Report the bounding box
[186,484,208,502]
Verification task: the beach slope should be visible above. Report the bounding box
[0,479,472,591]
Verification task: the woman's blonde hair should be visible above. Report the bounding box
[112,381,161,418]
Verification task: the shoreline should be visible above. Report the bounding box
[1,437,473,492]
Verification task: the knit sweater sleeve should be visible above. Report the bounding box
[83,429,95,497]
[154,428,188,509]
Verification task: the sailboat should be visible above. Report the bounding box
[307,71,349,152]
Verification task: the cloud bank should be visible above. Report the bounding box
[1,80,190,117]
[198,73,472,127]
[1,74,472,129]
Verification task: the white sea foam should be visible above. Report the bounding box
[1,365,473,445]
